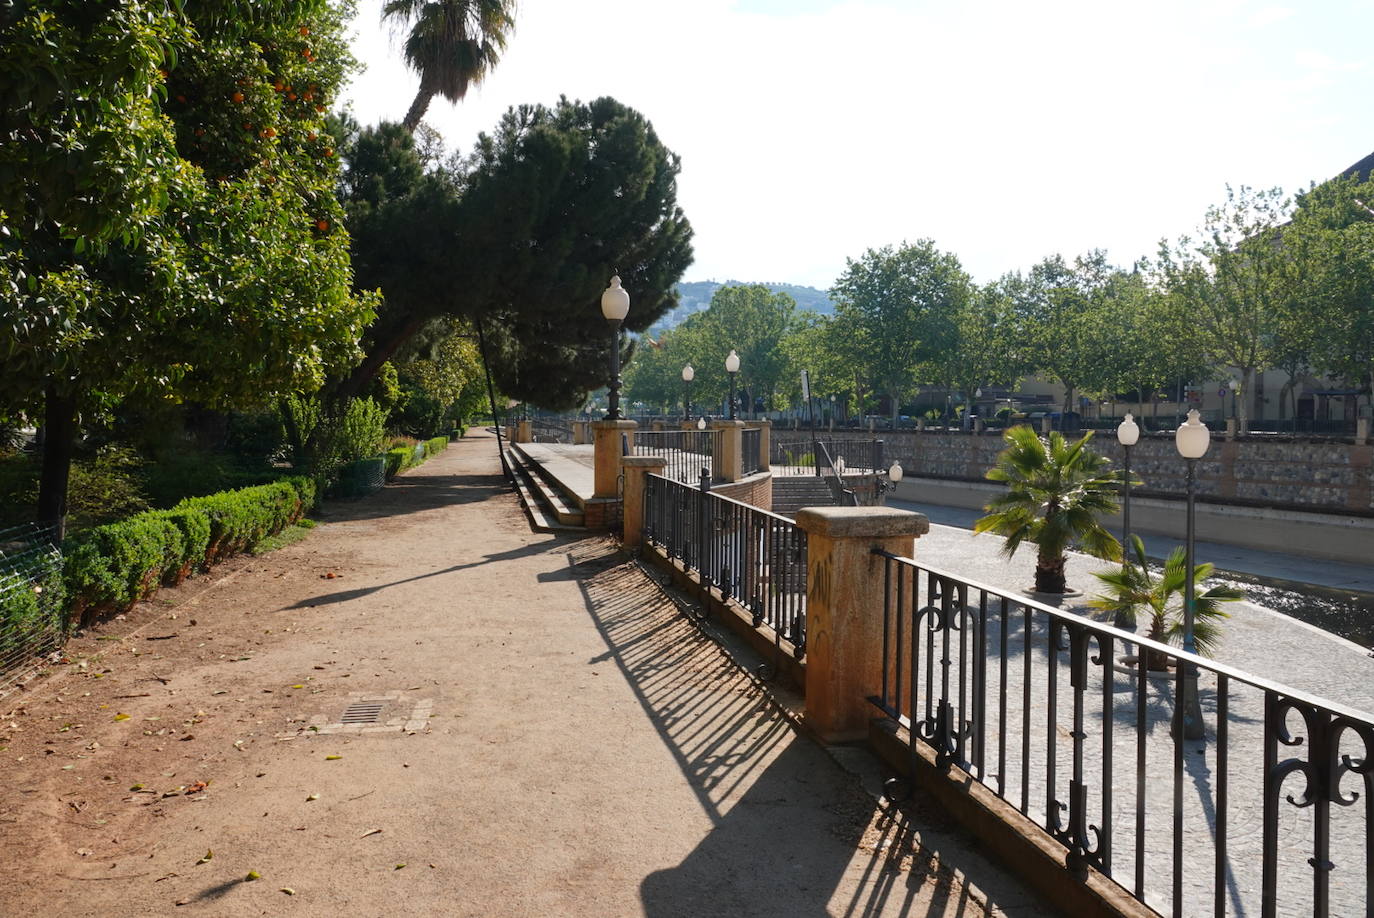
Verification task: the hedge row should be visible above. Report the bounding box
[62,476,315,625]
[382,436,449,481]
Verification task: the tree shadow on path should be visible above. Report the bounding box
[566,540,1050,918]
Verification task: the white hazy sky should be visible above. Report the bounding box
[342,0,1374,291]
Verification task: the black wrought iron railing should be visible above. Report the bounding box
[530,418,574,443]
[741,428,762,476]
[868,551,1372,918]
[814,440,858,507]
[643,473,807,658]
[772,437,884,477]
[632,429,717,484]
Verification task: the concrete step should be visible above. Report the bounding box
[505,449,587,532]
[771,476,839,515]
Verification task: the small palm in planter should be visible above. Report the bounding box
[1090,535,1243,670]
[974,425,1122,594]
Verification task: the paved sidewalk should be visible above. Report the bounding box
[1,432,1051,917]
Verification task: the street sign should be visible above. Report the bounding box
[1217,388,1227,398]
[800,369,810,401]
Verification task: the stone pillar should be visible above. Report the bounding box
[592,420,637,499]
[1040,416,1051,435]
[758,419,772,472]
[1225,418,1237,441]
[620,456,667,550]
[1358,417,1370,446]
[572,420,588,445]
[516,419,532,443]
[652,420,666,432]
[916,418,926,431]
[710,419,745,483]
[795,507,930,742]
[681,419,701,431]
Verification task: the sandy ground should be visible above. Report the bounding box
[0,433,1051,917]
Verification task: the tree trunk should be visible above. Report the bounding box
[332,315,428,403]
[402,87,432,133]
[1034,551,1067,594]
[1238,367,1253,434]
[1144,616,1171,671]
[36,382,77,543]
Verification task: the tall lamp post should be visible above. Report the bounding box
[1228,378,1239,421]
[1115,412,1140,635]
[725,349,740,420]
[682,364,694,421]
[1173,409,1209,741]
[601,275,630,420]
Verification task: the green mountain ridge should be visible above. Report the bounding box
[650,280,834,334]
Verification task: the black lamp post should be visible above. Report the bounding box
[725,349,740,420]
[600,276,630,420]
[682,364,694,422]
[1173,409,1209,741]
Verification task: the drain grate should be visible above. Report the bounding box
[340,701,386,724]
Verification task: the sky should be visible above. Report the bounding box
[342,0,1374,291]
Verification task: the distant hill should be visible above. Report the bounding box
[651,280,835,334]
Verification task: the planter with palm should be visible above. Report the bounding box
[1090,535,1242,671]
[974,425,1121,594]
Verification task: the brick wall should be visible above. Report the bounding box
[879,430,1374,514]
[713,472,773,511]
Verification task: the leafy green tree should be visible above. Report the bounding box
[932,279,1027,413]
[1158,186,1299,432]
[0,0,373,536]
[336,99,693,410]
[974,426,1122,594]
[1286,174,1374,409]
[780,312,852,419]
[830,240,969,425]
[1009,251,1120,418]
[1091,535,1242,670]
[382,0,516,132]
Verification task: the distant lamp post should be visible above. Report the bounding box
[835,456,845,477]
[697,416,706,431]
[725,349,741,420]
[879,460,903,503]
[1115,412,1140,634]
[1173,409,1209,741]
[682,364,694,421]
[1228,378,1240,420]
[600,276,630,420]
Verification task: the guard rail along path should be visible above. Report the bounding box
[867,550,1372,918]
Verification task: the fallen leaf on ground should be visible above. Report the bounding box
[280,887,295,895]
[245,870,261,881]
[196,850,213,865]
[113,713,130,722]
[325,755,341,761]
[360,828,382,838]
[306,793,318,801]
[394,863,406,870]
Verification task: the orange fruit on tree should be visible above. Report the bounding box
[231,91,244,103]
[316,219,329,232]
[299,26,310,36]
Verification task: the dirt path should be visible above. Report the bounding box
[0,433,1050,917]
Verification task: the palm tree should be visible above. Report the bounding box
[1091,535,1242,671]
[973,424,1121,594]
[383,0,517,132]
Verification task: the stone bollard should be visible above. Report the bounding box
[1040,416,1051,435]
[1225,418,1236,441]
[710,419,745,483]
[1359,417,1370,445]
[516,419,532,443]
[592,420,637,499]
[619,456,667,550]
[758,419,772,472]
[572,420,589,445]
[794,506,929,742]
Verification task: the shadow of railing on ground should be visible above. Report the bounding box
[567,541,1044,917]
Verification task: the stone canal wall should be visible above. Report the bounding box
[875,430,1374,515]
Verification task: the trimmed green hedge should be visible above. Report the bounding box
[63,476,313,625]
[382,436,449,481]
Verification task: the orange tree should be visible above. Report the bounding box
[0,0,374,537]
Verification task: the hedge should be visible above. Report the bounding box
[62,476,313,625]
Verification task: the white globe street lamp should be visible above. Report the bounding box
[725,349,740,420]
[600,276,630,420]
[1173,408,1210,741]
[681,364,694,421]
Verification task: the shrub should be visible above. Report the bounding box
[175,481,300,564]
[64,515,182,622]
[426,435,448,454]
[145,508,211,585]
[384,446,412,480]
[0,562,66,665]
